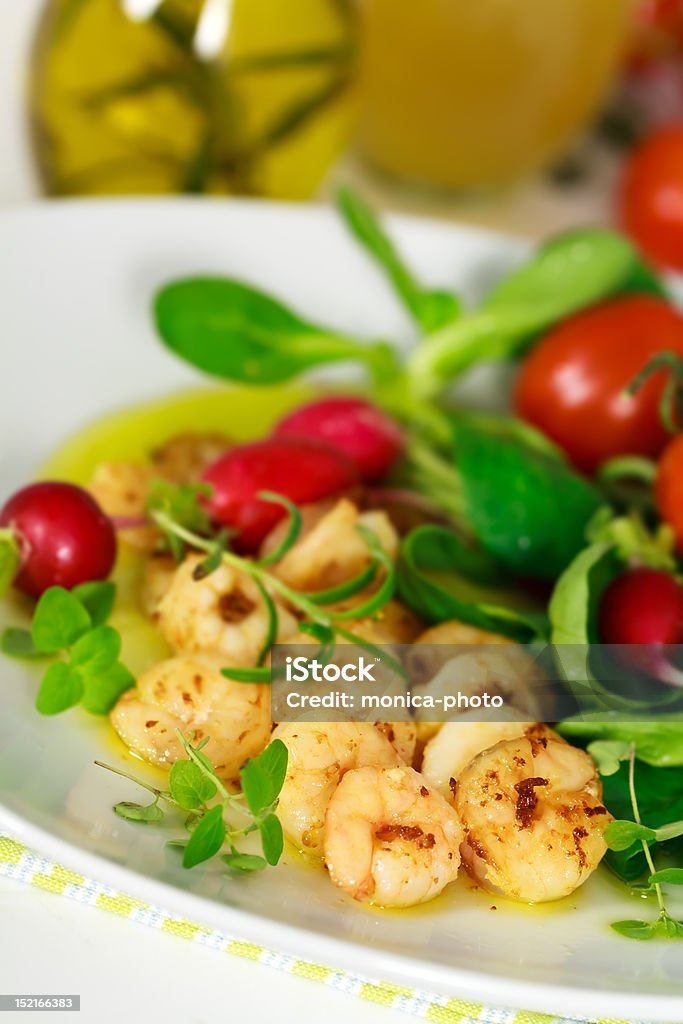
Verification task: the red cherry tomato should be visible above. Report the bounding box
[201,437,358,552]
[656,433,683,549]
[514,295,683,474]
[273,396,404,483]
[621,125,683,269]
[0,482,116,598]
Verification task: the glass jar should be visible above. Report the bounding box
[30,0,357,197]
[356,0,634,190]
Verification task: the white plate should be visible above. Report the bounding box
[1,198,682,1021]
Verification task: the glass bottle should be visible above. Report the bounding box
[30,0,357,198]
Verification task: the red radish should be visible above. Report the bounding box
[273,396,404,482]
[0,482,116,598]
[598,567,683,686]
[201,437,358,552]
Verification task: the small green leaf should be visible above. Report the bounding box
[240,740,288,817]
[254,578,278,667]
[182,804,226,869]
[0,534,20,598]
[329,525,395,621]
[146,480,213,562]
[35,662,84,715]
[72,581,116,626]
[255,493,303,566]
[259,813,285,866]
[611,919,656,940]
[114,800,164,823]
[32,587,91,653]
[192,530,230,581]
[221,666,272,683]
[305,563,377,605]
[649,869,683,886]
[222,851,268,874]
[169,760,217,810]
[154,277,376,385]
[1,628,46,660]
[81,662,134,715]
[588,740,632,777]
[259,813,284,866]
[605,819,657,852]
[653,912,683,939]
[70,625,121,675]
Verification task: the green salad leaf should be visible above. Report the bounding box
[455,428,603,580]
[408,227,664,394]
[558,716,683,768]
[396,524,548,641]
[154,277,389,385]
[549,542,619,645]
[337,187,460,331]
[597,759,683,882]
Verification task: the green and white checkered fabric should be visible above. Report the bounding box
[0,832,649,1024]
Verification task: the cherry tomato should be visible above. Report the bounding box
[202,437,358,552]
[273,396,404,483]
[0,482,116,598]
[656,433,683,549]
[514,295,683,474]
[620,125,683,269]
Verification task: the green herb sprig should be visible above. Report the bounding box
[97,732,288,873]
[147,491,400,684]
[1,582,133,715]
[601,744,683,940]
[145,479,214,562]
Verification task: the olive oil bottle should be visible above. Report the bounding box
[30,0,357,197]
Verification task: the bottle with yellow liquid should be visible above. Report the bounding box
[356,0,634,190]
[30,0,357,198]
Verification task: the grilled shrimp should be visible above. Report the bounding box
[88,461,157,552]
[110,655,271,781]
[374,722,417,766]
[271,722,403,855]
[405,623,544,747]
[456,733,610,903]
[324,765,463,907]
[262,499,398,593]
[151,432,230,484]
[157,553,298,664]
[140,553,176,619]
[331,599,423,645]
[407,621,515,683]
[422,718,546,802]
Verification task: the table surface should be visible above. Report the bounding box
[0,3,616,1021]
